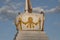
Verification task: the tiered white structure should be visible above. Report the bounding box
[14,0,48,40]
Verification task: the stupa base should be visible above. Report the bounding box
[15,31,48,40]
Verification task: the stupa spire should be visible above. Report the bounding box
[25,0,32,13]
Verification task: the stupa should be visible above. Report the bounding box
[14,0,48,40]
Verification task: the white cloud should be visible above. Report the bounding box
[5,0,10,3]
[0,1,23,21]
[45,6,60,13]
[33,6,48,13]
[58,0,60,2]
[0,0,11,4]
[33,6,60,13]
[45,8,56,13]
[0,17,2,20]
[33,7,45,13]
[0,0,60,21]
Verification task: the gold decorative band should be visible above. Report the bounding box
[16,17,41,30]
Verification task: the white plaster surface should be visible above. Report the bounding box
[15,31,48,40]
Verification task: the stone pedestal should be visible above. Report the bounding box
[15,31,48,40]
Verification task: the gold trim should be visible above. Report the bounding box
[16,17,41,31]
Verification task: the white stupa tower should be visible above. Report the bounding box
[14,0,48,40]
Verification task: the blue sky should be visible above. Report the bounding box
[0,0,60,40]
